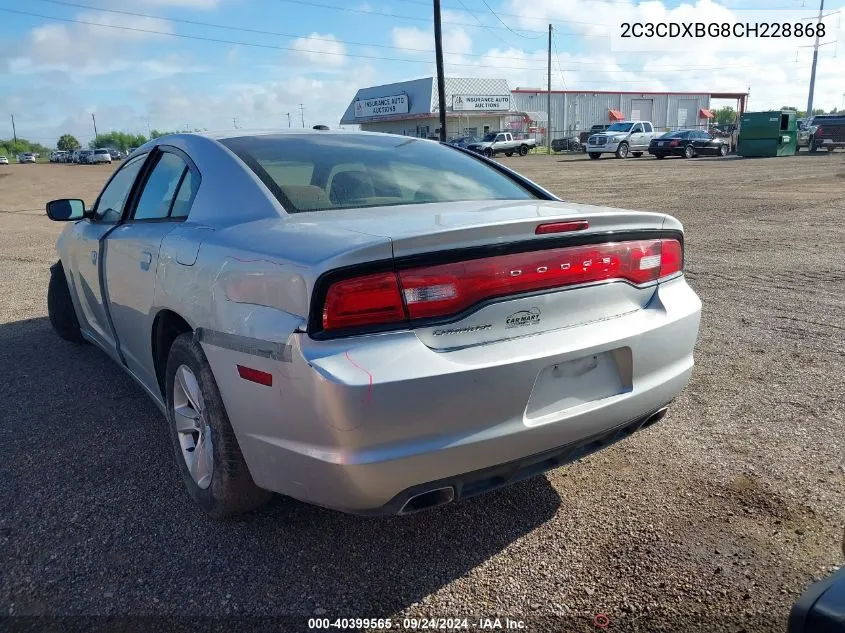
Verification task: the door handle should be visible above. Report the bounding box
[140,251,152,271]
[90,250,97,265]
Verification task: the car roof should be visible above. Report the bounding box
[185,128,405,142]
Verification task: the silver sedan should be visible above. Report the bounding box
[46,130,701,518]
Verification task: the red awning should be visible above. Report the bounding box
[608,109,625,121]
[699,108,714,119]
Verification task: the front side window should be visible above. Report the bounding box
[631,123,644,134]
[221,134,537,214]
[93,154,147,223]
[134,152,189,221]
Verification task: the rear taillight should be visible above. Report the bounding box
[319,238,683,332]
[322,271,405,331]
[670,140,680,147]
[816,126,824,135]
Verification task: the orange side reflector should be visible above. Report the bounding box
[237,365,273,386]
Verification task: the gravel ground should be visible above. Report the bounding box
[1,155,844,632]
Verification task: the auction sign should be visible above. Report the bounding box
[452,95,511,111]
[354,94,409,118]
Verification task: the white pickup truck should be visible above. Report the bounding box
[585,121,657,159]
[466,132,537,157]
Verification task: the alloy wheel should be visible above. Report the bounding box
[172,365,214,489]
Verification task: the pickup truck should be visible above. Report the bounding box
[806,114,845,152]
[466,132,536,157]
[585,121,657,159]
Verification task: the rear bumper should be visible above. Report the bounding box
[202,277,701,514]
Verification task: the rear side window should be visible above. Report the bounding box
[643,123,653,133]
[221,134,536,214]
[133,152,189,221]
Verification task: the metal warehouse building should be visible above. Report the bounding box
[340,77,747,139]
[510,88,747,136]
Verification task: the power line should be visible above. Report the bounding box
[273,0,551,34]
[0,7,548,70]
[552,32,568,90]
[476,0,546,39]
[22,0,768,72]
[32,0,587,61]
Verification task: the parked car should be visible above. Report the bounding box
[107,148,123,161]
[45,131,701,519]
[19,153,37,164]
[579,124,610,146]
[0,156,8,165]
[90,148,113,164]
[648,129,729,159]
[806,114,845,152]
[50,151,67,163]
[446,135,480,149]
[466,131,536,157]
[586,121,657,159]
[77,149,94,164]
[550,136,582,153]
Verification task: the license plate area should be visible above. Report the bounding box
[524,348,633,425]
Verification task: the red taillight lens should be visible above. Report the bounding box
[535,220,589,235]
[659,239,683,277]
[816,126,824,135]
[320,239,683,332]
[670,140,680,147]
[322,271,407,331]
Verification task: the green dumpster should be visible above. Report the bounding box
[737,110,798,157]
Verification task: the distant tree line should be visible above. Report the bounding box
[0,138,52,158]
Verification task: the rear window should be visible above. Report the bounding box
[661,131,691,138]
[220,134,536,213]
[95,149,110,154]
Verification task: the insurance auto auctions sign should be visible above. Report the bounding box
[354,94,409,118]
[452,95,511,111]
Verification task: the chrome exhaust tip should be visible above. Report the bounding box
[641,406,669,428]
[398,486,455,515]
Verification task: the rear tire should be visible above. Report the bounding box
[615,143,629,159]
[165,333,272,519]
[48,262,85,344]
[827,146,834,152]
[655,154,665,159]
[518,144,529,156]
[483,148,493,158]
[588,153,601,160]
[683,145,695,159]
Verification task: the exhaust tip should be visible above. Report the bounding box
[641,406,669,428]
[398,487,455,515]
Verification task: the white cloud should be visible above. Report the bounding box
[292,33,348,67]
[499,0,845,109]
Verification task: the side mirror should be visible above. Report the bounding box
[46,199,87,221]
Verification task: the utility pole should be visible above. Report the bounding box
[232,116,238,129]
[286,112,291,128]
[10,114,16,144]
[547,24,552,153]
[91,113,99,141]
[806,0,824,117]
[433,0,447,141]
[299,104,305,128]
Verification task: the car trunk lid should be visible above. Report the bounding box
[306,200,679,348]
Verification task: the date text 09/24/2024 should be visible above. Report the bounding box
[307,618,529,630]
